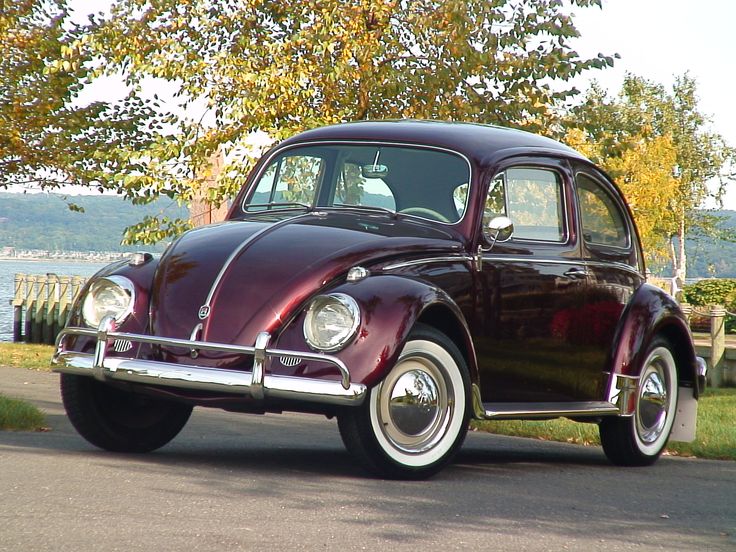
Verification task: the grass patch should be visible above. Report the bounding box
[0,394,46,431]
[666,389,736,460]
[0,342,54,371]
[0,343,52,431]
[472,388,736,461]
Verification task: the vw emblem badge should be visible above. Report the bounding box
[198,305,210,320]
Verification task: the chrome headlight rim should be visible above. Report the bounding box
[303,293,361,353]
[81,275,136,328]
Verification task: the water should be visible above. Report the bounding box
[0,259,108,342]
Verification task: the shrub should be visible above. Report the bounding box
[682,279,736,333]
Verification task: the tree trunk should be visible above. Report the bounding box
[677,208,687,282]
[668,208,687,301]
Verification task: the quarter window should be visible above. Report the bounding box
[577,174,629,248]
[486,168,566,242]
[248,155,324,210]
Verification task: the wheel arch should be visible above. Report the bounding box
[607,283,699,399]
[416,303,478,385]
[289,274,477,389]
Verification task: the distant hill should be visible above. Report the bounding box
[685,210,736,278]
[0,192,188,252]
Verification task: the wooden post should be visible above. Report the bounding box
[709,304,726,388]
[24,275,36,343]
[71,276,84,304]
[680,303,692,325]
[34,275,48,344]
[44,274,60,344]
[12,274,25,342]
[58,276,72,334]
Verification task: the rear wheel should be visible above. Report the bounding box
[338,324,470,479]
[600,338,678,466]
[61,374,192,453]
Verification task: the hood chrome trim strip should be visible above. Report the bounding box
[198,214,311,320]
[382,255,473,271]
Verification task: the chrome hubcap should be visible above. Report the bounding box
[389,369,440,436]
[377,355,452,453]
[637,361,669,444]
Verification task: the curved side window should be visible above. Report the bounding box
[577,174,629,248]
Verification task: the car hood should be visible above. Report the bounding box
[150,211,464,346]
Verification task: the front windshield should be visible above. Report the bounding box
[244,144,471,224]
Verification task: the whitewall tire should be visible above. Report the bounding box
[338,324,470,479]
[600,338,679,466]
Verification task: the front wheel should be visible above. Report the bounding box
[338,324,470,479]
[599,338,679,466]
[61,374,193,453]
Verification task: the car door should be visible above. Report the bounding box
[475,158,599,403]
[574,168,645,377]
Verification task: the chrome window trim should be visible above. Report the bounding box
[584,260,644,279]
[382,255,473,271]
[241,140,473,227]
[488,165,570,245]
[480,255,644,278]
[481,255,582,266]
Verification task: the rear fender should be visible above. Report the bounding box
[606,283,699,407]
[273,274,477,388]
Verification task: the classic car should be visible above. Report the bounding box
[52,120,706,479]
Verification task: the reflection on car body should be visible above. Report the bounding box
[53,121,705,478]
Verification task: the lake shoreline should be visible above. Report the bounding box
[0,255,126,264]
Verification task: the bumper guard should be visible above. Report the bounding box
[52,316,367,407]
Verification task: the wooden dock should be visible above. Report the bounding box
[11,273,87,345]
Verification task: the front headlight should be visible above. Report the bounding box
[304,293,360,352]
[81,276,135,327]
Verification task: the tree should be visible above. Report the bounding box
[565,74,736,278]
[73,0,615,243]
[0,0,157,193]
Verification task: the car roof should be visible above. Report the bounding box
[279,120,587,166]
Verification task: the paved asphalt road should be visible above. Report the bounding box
[1,365,734,552]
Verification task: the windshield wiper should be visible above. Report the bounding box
[244,201,312,212]
[331,203,397,217]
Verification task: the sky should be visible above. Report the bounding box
[570,0,736,208]
[22,0,736,207]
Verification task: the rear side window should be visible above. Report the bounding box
[577,174,629,248]
[486,167,566,242]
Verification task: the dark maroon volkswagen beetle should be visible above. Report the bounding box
[53,120,706,478]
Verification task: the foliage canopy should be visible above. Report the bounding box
[0,0,157,193]
[63,0,615,242]
[565,74,736,275]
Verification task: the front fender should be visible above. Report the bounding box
[607,283,698,398]
[62,256,160,352]
[273,274,476,389]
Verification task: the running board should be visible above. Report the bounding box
[476,401,620,420]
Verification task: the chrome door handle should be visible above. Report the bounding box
[563,267,587,279]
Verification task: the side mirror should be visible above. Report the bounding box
[484,216,514,250]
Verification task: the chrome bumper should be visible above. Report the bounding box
[696,356,708,394]
[52,317,367,407]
